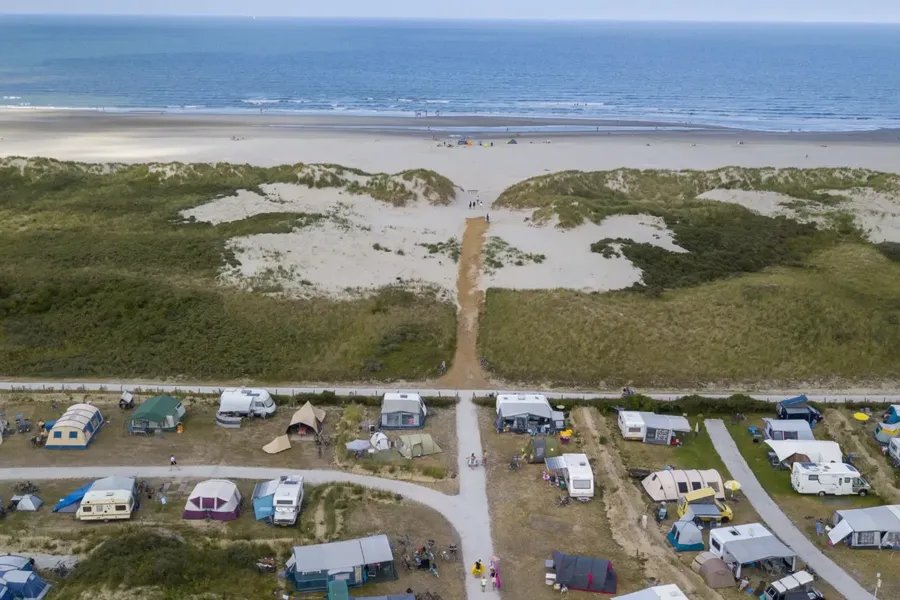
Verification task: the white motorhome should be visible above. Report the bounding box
[218,388,276,418]
[561,453,594,499]
[889,437,900,467]
[272,477,304,526]
[76,476,138,522]
[790,462,870,497]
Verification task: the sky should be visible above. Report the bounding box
[2,0,900,23]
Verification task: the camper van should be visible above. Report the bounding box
[677,487,733,523]
[561,454,594,499]
[272,477,304,526]
[763,571,824,600]
[218,388,276,418]
[790,462,870,496]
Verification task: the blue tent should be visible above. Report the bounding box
[0,582,13,600]
[0,569,50,600]
[883,405,900,424]
[251,479,279,521]
[52,483,92,513]
[667,520,704,552]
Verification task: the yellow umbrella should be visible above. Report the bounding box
[724,480,741,498]
[853,412,870,422]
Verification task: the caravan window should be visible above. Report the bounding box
[115,505,127,511]
[572,480,592,490]
[627,427,641,433]
[81,506,92,513]
[677,482,689,493]
[276,500,294,505]
[808,475,819,481]
[710,538,721,551]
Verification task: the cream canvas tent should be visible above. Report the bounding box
[263,434,292,454]
[287,402,326,435]
[641,469,725,501]
[764,440,842,466]
[397,434,442,459]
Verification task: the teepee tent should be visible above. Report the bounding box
[397,434,442,459]
[287,402,326,435]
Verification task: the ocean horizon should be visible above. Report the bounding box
[2,15,900,132]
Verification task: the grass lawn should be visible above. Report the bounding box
[727,414,891,600]
[0,477,465,600]
[481,244,900,387]
[0,158,457,382]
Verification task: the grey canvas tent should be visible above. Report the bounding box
[523,437,562,463]
[690,553,735,589]
[397,434,442,459]
[10,494,43,512]
[551,551,617,594]
[380,393,426,429]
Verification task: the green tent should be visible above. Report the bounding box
[126,395,186,433]
[522,437,562,463]
[397,433,442,459]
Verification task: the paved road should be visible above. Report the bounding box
[705,419,874,600]
[2,379,898,404]
[0,392,498,600]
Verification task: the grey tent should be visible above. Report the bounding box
[10,494,43,512]
[667,520,704,552]
[691,552,735,589]
[551,551,617,594]
[523,437,562,463]
[507,138,518,144]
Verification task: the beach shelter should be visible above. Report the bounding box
[506,138,517,144]
[667,520,704,552]
[370,432,390,452]
[522,437,562,463]
[10,494,43,512]
[125,395,186,433]
[0,569,50,600]
[52,483,92,513]
[397,434,441,459]
[45,403,103,449]
[263,434,291,454]
[287,401,326,435]
[874,421,900,445]
[551,551,617,594]
[183,479,242,521]
[690,552,735,589]
[251,479,280,521]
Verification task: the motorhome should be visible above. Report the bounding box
[890,437,900,468]
[272,477,304,526]
[218,388,276,418]
[676,487,733,523]
[790,462,870,496]
[763,571,824,600]
[76,476,138,522]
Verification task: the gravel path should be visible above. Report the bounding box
[705,419,874,600]
[0,392,498,600]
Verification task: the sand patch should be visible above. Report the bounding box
[698,187,900,242]
[480,213,685,292]
[183,183,465,300]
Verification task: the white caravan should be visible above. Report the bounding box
[562,453,594,499]
[218,388,276,418]
[272,477,304,526]
[77,476,138,522]
[790,462,870,497]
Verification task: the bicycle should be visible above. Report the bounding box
[556,495,572,507]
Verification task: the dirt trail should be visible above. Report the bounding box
[823,410,900,504]
[440,217,490,389]
[576,407,722,600]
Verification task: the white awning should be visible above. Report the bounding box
[828,519,853,545]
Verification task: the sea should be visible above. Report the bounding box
[1,15,900,132]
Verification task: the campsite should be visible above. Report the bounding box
[727,410,897,599]
[0,476,466,600]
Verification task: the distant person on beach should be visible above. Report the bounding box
[485,214,490,224]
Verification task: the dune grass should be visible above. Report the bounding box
[0,157,456,381]
[480,244,900,387]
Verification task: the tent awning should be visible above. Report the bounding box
[725,537,795,564]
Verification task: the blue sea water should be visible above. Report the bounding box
[1,16,900,132]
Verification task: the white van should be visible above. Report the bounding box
[790,462,870,496]
[272,477,304,526]
[562,453,594,499]
[218,388,276,418]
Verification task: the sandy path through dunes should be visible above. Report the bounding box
[442,217,490,388]
[823,411,900,504]
[578,408,722,600]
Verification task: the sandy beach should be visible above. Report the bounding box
[3,111,900,300]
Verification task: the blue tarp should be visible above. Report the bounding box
[885,406,900,425]
[782,395,808,406]
[52,483,91,513]
[251,479,279,521]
